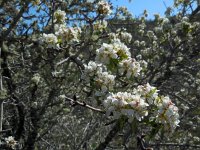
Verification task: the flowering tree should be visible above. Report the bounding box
[0,0,200,149]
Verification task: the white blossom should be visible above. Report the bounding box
[96,39,130,65]
[54,10,66,23]
[109,32,117,40]
[55,25,81,43]
[134,40,140,47]
[156,96,180,133]
[147,30,154,37]
[97,1,112,15]
[5,136,17,149]
[104,92,149,121]
[154,27,163,33]
[162,18,170,25]
[118,31,132,43]
[31,73,41,85]
[94,71,115,94]
[118,58,142,78]
[82,61,102,81]
[41,33,58,48]
[136,83,159,104]
[82,61,115,95]
[140,41,146,47]
[93,20,108,32]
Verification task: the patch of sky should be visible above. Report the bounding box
[111,0,198,19]
[111,0,175,19]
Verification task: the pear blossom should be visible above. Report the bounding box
[118,58,142,78]
[156,96,180,133]
[54,10,66,23]
[136,83,159,104]
[41,33,58,48]
[162,18,170,25]
[94,71,115,95]
[5,136,17,149]
[104,92,149,122]
[82,61,115,95]
[82,61,102,81]
[93,20,108,32]
[118,31,132,43]
[96,43,117,64]
[97,1,112,15]
[31,73,41,85]
[55,25,81,43]
[134,40,140,47]
[96,39,131,65]
[140,41,146,47]
[109,32,117,40]
[154,27,163,33]
[147,30,155,38]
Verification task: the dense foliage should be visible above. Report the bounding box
[0,0,200,149]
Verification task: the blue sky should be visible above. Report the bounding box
[111,0,174,18]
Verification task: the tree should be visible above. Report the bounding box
[0,0,199,149]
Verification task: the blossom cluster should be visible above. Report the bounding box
[54,10,66,24]
[96,39,131,65]
[118,31,132,43]
[94,70,115,96]
[82,61,101,81]
[102,83,179,133]
[31,73,41,85]
[97,1,112,15]
[156,96,180,133]
[5,136,17,149]
[40,10,81,47]
[135,83,159,104]
[51,1,182,135]
[118,58,142,78]
[116,6,132,19]
[40,33,58,48]
[95,38,145,79]
[93,20,108,33]
[109,30,132,44]
[103,92,149,122]
[82,61,115,96]
[55,24,81,43]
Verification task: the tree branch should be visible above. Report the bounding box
[64,96,105,113]
[190,5,200,20]
[1,0,30,39]
[95,119,126,150]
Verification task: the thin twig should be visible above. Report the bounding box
[1,0,30,39]
[64,96,105,113]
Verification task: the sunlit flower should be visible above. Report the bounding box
[82,61,115,95]
[156,96,180,133]
[97,1,112,15]
[118,58,142,78]
[136,83,159,104]
[55,24,81,43]
[5,136,17,149]
[104,92,149,121]
[41,33,58,48]
[118,31,132,43]
[54,10,66,23]
[96,39,130,65]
